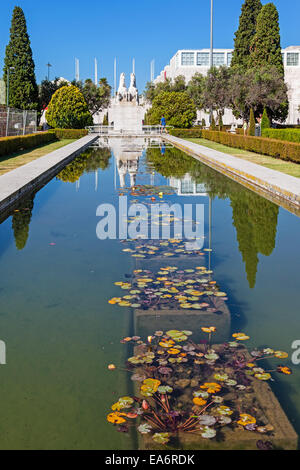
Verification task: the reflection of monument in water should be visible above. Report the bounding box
[109,138,143,188]
[109,72,147,133]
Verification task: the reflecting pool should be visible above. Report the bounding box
[0,137,299,449]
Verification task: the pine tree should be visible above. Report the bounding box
[3,7,38,110]
[231,0,262,70]
[249,3,284,76]
[249,108,256,136]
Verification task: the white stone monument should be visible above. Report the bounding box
[109,72,146,133]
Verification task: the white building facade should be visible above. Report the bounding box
[154,46,300,125]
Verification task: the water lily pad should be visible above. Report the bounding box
[200,426,216,439]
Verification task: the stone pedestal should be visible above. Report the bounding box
[109,101,146,133]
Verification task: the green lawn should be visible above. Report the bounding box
[0,139,76,176]
[186,138,300,178]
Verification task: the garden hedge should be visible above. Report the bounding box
[0,132,57,158]
[262,128,300,144]
[169,128,300,163]
[48,128,89,139]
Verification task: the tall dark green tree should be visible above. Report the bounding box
[3,7,38,110]
[231,0,262,69]
[249,3,284,76]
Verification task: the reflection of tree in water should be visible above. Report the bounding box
[230,194,278,288]
[146,147,279,288]
[57,147,111,183]
[11,196,35,250]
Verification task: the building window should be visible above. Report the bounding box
[287,53,299,66]
[181,52,195,66]
[197,52,209,66]
[227,53,233,66]
[213,53,225,66]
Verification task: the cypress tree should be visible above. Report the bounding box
[249,108,256,136]
[231,0,262,70]
[3,6,38,110]
[249,3,284,76]
[261,108,270,130]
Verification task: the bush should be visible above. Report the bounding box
[48,128,89,139]
[169,128,300,163]
[261,108,271,131]
[0,132,57,158]
[249,109,256,136]
[262,128,300,144]
[144,91,196,128]
[46,85,93,129]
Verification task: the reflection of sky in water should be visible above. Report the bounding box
[0,138,299,449]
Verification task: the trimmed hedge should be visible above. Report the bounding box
[262,128,300,144]
[48,128,89,139]
[169,128,300,163]
[0,132,57,158]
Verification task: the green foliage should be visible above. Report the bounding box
[168,128,300,163]
[145,91,196,128]
[144,76,186,103]
[75,78,111,115]
[203,66,231,116]
[187,73,206,110]
[262,128,300,143]
[230,66,288,123]
[210,115,216,131]
[231,0,262,69]
[46,85,93,129]
[0,132,56,158]
[249,109,256,136]
[3,6,38,110]
[39,78,69,112]
[48,128,88,139]
[260,108,270,130]
[249,3,284,76]
[218,113,223,131]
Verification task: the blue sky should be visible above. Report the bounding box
[0,0,299,91]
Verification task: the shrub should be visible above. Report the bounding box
[168,128,300,163]
[210,115,216,131]
[261,108,270,131]
[262,128,300,144]
[46,85,93,129]
[249,109,256,136]
[144,91,196,128]
[0,132,57,158]
[48,128,88,139]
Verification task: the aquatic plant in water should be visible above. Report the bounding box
[107,330,292,447]
[108,266,227,312]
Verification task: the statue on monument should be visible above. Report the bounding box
[128,73,139,104]
[117,72,128,102]
[116,72,139,104]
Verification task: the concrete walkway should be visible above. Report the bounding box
[164,134,300,214]
[0,134,98,213]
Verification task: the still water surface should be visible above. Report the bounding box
[0,137,299,449]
